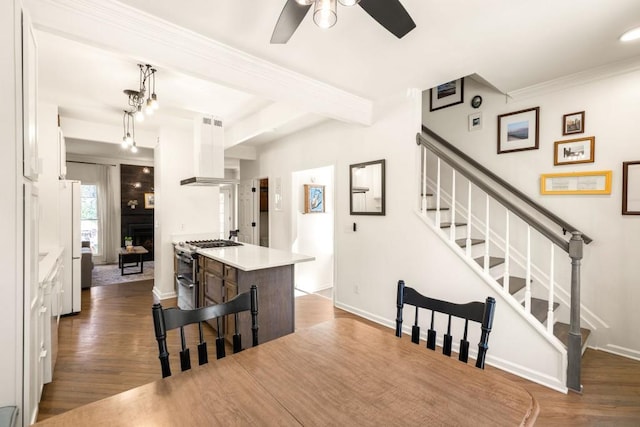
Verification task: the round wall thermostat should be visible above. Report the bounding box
[471,95,482,109]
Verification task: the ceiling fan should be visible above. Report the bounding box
[271,0,416,44]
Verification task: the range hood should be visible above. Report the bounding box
[181,115,237,186]
[180,177,238,186]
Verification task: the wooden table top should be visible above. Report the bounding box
[35,319,538,426]
[117,246,148,255]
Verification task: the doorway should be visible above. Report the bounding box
[291,166,334,298]
[259,178,269,247]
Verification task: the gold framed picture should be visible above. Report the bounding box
[540,171,612,195]
[144,192,155,209]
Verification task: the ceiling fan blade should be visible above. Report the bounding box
[358,0,416,39]
[271,0,312,44]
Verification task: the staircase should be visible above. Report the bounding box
[417,126,596,392]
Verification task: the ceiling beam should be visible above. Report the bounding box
[25,0,373,126]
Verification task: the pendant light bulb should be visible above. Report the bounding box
[125,132,132,145]
[135,105,144,122]
[121,136,129,148]
[295,0,314,5]
[145,98,154,115]
[338,0,359,6]
[151,93,159,110]
[314,0,337,29]
[131,143,138,154]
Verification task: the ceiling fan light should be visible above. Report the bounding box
[314,0,337,29]
[620,27,640,42]
[338,0,360,6]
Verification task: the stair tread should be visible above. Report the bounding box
[456,238,484,247]
[496,276,528,295]
[474,256,505,268]
[440,222,467,228]
[525,297,560,323]
[553,322,591,349]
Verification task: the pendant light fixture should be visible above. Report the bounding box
[123,64,159,123]
[121,64,159,153]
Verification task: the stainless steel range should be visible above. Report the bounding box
[174,239,243,310]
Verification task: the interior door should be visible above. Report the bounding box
[238,179,257,244]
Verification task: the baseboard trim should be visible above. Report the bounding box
[152,287,176,301]
[334,300,569,393]
[597,344,640,362]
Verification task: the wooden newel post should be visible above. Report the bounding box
[567,231,583,393]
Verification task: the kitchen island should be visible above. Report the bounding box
[196,243,314,346]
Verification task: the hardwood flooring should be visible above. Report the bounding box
[38,281,640,425]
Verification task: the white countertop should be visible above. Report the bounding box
[196,243,314,271]
[38,246,64,283]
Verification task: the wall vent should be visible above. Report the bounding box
[202,117,212,125]
[214,119,223,127]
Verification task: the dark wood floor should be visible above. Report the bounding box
[38,281,640,425]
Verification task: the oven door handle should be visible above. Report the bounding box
[176,275,195,289]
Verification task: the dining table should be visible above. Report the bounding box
[34,318,538,426]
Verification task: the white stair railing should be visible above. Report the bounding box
[417,127,589,393]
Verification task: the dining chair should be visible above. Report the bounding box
[395,280,496,369]
[152,285,258,378]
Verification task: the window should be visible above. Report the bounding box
[81,184,99,255]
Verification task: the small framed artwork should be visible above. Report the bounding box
[144,192,155,209]
[554,136,595,166]
[540,170,612,195]
[497,107,540,154]
[430,78,464,111]
[562,111,585,135]
[304,184,325,213]
[623,161,640,215]
[468,112,483,131]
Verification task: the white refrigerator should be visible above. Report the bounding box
[59,180,81,315]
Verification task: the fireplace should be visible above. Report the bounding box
[128,223,153,261]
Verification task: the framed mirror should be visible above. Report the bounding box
[350,159,385,215]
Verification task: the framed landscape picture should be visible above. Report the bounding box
[304,184,325,213]
[497,107,540,154]
[563,111,585,135]
[430,78,464,111]
[554,137,595,166]
[623,161,640,215]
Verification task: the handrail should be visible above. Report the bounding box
[417,132,570,253]
[419,126,592,244]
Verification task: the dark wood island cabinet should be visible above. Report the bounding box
[197,244,313,347]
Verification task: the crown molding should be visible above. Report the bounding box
[507,56,640,101]
[25,0,373,125]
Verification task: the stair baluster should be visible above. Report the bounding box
[547,244,555,334]
[503,211,510,294]
[465,182,472,257]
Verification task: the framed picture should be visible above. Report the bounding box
[144,192,155,209]
[497,107,539,154]
[430,78,464,111]
[554,136,595,166]
[304,184,325,213]
[623,161,640,215]
[540,170,612,195]
[468,112,483,131]
[562,111,585,135]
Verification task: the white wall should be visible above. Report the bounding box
[154,124,220,299]
[37,102,61,251]
[422,73,640,360]
[242,91,567,389]
[0,0,22,408]
[292,165,334,293]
